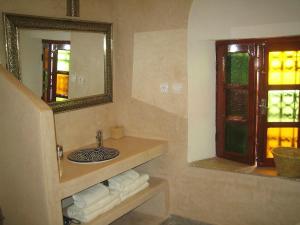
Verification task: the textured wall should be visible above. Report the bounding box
[1,1,300,225]
[0,66,60,225]
[111,1,300,225]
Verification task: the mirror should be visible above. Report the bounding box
[3,13,113,113]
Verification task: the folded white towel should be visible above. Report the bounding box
[67,196,121,223]
[110,174,149,193]
[122,169,140,180]
[72,183,109,208]
[120,182,149,201]
[69,191,120,215]
[108,170,142,191]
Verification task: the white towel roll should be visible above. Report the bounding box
[72,183,109,208]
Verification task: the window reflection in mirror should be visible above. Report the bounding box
[19,29,105,103]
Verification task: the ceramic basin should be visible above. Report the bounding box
[67,147,119,164]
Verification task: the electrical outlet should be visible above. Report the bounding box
[160,83,169,93]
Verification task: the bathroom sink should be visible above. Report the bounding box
[67,147,119,164]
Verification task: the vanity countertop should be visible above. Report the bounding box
[59,136,167,199]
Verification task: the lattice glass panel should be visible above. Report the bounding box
[57,50,70,72]
[56,74,69,97]
[226,52,249,85]
[266,127,298,158]
[269,51,300,85]
[226,89,248,118]
[268,90,299,122]
[225,122,248,154]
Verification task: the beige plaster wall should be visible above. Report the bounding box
[0,66,61,225]
[19,30,43,97]
[111,1,300,225]
[1,1,300,225]
[69,32,105,98]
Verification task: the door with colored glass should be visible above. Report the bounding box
[216,42,256,165]
[257,40,300,166]
[42,40,71,103]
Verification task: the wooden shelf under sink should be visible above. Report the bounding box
[59,136,168,199]
[83,177,168,225]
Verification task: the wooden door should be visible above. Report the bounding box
[257,37,300,166]
[216,41,257,165]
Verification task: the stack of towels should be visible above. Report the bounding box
[65,169,149,223]
[66,183,120,223]
[108,169,149,201]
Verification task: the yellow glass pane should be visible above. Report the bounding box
[269,51,300,85]
[269,71,281,84]
[266,127,298,158]
[56,74,69,97]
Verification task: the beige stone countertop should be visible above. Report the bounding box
[59,136,168,199]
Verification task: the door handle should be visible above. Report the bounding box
[259,99,267,115]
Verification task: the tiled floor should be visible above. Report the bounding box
[110,212,213,225]
[110,212,164,225]
[161,215,213,225]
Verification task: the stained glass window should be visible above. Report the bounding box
[266,127,298,158]
[269,51,300,85]
[224,51,250,155]
[56,74,69,97]
[57,50,70,72]
[225,122,248,154]
[268,90,299,122]
[226,89,248,119]
[226,52,249,85]
[56,48,70,100]
[266,50,300,159]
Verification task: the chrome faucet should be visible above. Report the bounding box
[96,130,103,148]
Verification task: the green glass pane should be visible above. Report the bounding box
[268,90,299,122]
[225,122,248,154]
[58,50,70,60]
[226,52,249,85]
[57,61,69,71]
[57,49,70,71]
[226,89,248,118]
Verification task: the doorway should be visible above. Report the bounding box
[216,36,300,166]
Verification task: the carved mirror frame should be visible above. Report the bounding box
[3,13,113,113]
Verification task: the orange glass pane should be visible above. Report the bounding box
[266,127,298,158]
[269,51,300,85]
[56,74,69,97]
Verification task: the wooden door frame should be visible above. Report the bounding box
[216,36,300,167]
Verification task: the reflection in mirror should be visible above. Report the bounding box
[19,29,105,103]
[4,13,113,113]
